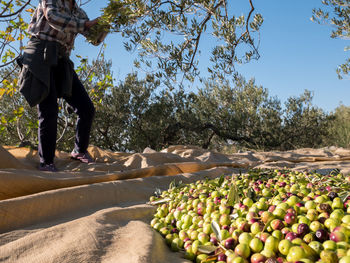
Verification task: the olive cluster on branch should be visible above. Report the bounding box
[86,0,145,45]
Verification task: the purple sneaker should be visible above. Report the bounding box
[71,151,94,164]
[39,163,58,172]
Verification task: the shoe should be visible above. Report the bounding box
[71,150,94,164]
[39,163,58,172]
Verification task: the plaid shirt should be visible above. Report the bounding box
[28,0,89,53]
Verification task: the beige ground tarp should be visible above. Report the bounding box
[1,145,350,262]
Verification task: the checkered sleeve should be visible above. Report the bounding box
[42,0,87,34]
[77,8,91,37]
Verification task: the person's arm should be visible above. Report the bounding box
[76,7,104,45]
[77,8,99,37]
[42,0,87,34]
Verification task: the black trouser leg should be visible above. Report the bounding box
[37,69,58,164]
[64,71,95,153]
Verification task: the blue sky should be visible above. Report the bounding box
[72,0,350,113]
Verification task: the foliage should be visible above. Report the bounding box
[90,71,159,152]
[86,0,144,45]
[124,82,193,151]
[326,104,350,148]
[312,0,350,78]
[0,65,37,147]
[193,76,283,151]
[0,0,263,82]
[0,0,32,68]
[89,71,199,152]
[94,0,263,83]
[281,90,330,150]
[86,63,333,152]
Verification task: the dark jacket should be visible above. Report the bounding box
[17,37,74,107]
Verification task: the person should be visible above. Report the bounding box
[18,0,101,172]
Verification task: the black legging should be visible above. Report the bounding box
[37,59,95,164]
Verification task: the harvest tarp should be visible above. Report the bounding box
[1,145,350,262]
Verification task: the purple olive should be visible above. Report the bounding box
[170,228,179,234]
[210,236,218,246]
[222,225,229,230]
[319,203,332,213]
[217,253,227,262]
[224,237,236,249]
[228,205,234,214]
[297,223,310,237]
[328,192,338,201]
[318,217,327,224]
[315,229,329,242]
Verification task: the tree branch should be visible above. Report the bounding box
[0,0,31,18]
[0,0,14,16]
[163,121,253,147]
[0,56,20,69]
[0,64,18,84]
[187,0,225,70]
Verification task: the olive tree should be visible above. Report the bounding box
[281,90,330,149]
[325,104,350,147]
[190,76,283,151]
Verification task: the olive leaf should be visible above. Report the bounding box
[226,184,235,206]
[339,191,350,203]
[169,179,176,189]
[330,168,340,176]
[234,185,240,203]
[211,221,222,241]
[218,174,225,187]
[227,180,240,206]
[217,242,228,252]
[230,213,239,219]
[197,245,217,254]
[247,187,256,201]
[169,179,184,189]
[262,218,274,232]
[154,188,162,197]
[147,198,171,205]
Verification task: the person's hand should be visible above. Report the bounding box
[85,18,99,30]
